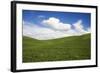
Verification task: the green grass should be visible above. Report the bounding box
[23,34,91,63]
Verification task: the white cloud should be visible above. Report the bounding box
[23,18,90,40]
[42,17,71,31]
[23,21,70,40]
[73,20,87,33]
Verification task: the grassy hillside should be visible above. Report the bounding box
[23,34,91,63]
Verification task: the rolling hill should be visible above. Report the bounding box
[23,34,91,63]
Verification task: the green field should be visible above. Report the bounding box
[23,34,91,63]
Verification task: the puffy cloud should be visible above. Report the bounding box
[23,19,90,40]
[23,21,70,40]
[73,20,87,34]
[42,17,71,31]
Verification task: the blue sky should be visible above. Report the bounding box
[23,10,91,29]
[22,10,91,40]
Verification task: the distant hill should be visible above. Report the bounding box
[23,34,91,62]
